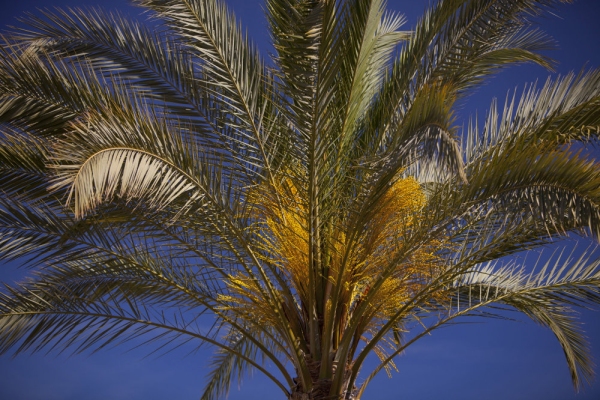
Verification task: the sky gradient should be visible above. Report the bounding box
[1,1,600,399]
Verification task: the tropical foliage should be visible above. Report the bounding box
[0,0,600,399]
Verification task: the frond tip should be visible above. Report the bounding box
[454,248,600,389]
[0,0,599,398]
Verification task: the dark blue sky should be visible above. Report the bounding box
[1,1,600,399]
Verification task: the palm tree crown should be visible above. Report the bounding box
[1,0,600,399]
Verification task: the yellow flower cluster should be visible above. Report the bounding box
[221,172,448,332]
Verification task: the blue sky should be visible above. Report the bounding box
[1,0,600,399]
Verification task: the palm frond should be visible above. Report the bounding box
[0,241,293,390]
[465,69,600,162]
[46,97,226,220]
[12,8,225,139]
[0,126,52,199]
[355,246,600,394]
[0,1,599,398]
[453,249,600,388]
[133,0,277,180]
[200,329,288,400]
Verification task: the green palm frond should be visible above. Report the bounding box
[466,70,600,159]
[362,0,571,183]
[12,8,225,139]
[452,250,600,388]
[0,242,293,388]
[0,38,111,126]
[201,333,253,400]
[133,0,278,179]
[0,127,51,201]
[353,247,600,395]
[200,329,289,400]
[0,1,599,399]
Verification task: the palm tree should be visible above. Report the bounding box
[1,0,600,398]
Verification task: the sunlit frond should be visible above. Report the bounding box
[0,0,598,399]
[452,248,600,388]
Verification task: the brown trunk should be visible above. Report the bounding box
[289,378,331,399]
[288,358,358,400]
[289,379,357,400]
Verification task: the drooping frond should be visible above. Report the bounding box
[201,333,259,400]
[0,0,599,399]
[452,249,600,389]
[354,247,600,395]
[44,94,225,220]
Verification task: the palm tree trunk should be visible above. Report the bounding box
[289,362,358,400]
[289,380,357,400]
